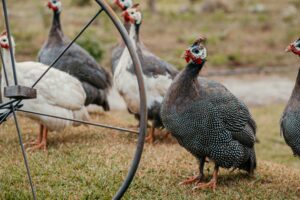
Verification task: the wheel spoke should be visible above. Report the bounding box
[1,0,18,85]
[11,104,37,200]
[17,109,139,134]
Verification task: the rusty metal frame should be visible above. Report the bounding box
[0,0,147,199]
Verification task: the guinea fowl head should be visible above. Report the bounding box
[47,0,62,13]
[184,36,207,65]
[0,31,15,50]
[115,0,133,11]
[121,4,142,25]
[286,38,300,56]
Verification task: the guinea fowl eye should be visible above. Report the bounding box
[193,49,200,54]
[53,0,57,3]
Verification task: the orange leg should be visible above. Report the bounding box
[179,157,206,185]
[145,126,155,144]
[24,124,43,148]
[28,125,48,152]
[193,165,219,191]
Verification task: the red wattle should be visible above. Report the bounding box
[291,45,300,56]
[0,44,9,49]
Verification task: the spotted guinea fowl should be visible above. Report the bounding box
[161,38,257,190]
[281,38,300,157]
[38,0,111,111]
[0,32,89,151]
[111,0,133,74]
[114,5,177,143]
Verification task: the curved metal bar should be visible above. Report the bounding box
[17,109,139,134]
[95,0,148,199]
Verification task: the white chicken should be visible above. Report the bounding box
[0,32,90,151]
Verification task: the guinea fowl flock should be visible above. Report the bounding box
[0,0,300,192]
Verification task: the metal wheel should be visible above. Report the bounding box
[0,0,147,199]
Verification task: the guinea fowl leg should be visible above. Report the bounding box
[179,157,206,185]
[193,165,219,191]
[145,126,155,144]
[24,124,43,148]
[27,126,48,152]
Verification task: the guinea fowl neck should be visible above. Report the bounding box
[165,61,206,111]
[124,21,131,33]
[135,23,141,43]
[129,24,138,47]
[1,49,16,85]
[293,68,300,91]
[49,11,64,42]
[184,61,206,79]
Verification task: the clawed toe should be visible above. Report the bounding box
[179,175,204,186]
[27,142,47,152]
[192,180,217,191]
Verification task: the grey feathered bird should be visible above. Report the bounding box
[281,38,300,157]
[38,0,111,111]
[161,38,257,190]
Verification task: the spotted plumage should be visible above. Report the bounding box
[280,39,300,157]
[161,40,256,189]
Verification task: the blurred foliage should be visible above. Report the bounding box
[70,0,92,6]
[77,31,104,62]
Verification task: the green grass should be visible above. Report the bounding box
[0,105,300,199]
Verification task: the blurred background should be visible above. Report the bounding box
[0,0,300,199]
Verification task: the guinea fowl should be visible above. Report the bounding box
[38,0,111,111]
[161,38,257,190]
[111,0,133,74]
[281,38,300,157]
[0,32,89,151]
[114,5,177,143]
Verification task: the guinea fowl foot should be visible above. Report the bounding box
[192,179,217,191]
[145,134,155,144]
[27,141,47,152]
[179,175,204,185]
[193,166,219,191]
[145,126,155,144]
[24,139,41,148]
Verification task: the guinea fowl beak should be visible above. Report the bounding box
[285,44,292,52]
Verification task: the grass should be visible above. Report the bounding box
[0,104,300,199]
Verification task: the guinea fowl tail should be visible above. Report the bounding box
[96,89,110,111]
[240,148,257,174]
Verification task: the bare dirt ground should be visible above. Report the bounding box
[213,73,295,106]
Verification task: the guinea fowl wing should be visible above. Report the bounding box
[62,45,112,89]
[198,78,256,148]
[281,111,300,155]
[20,62,86,110]
[136,46,178,78]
